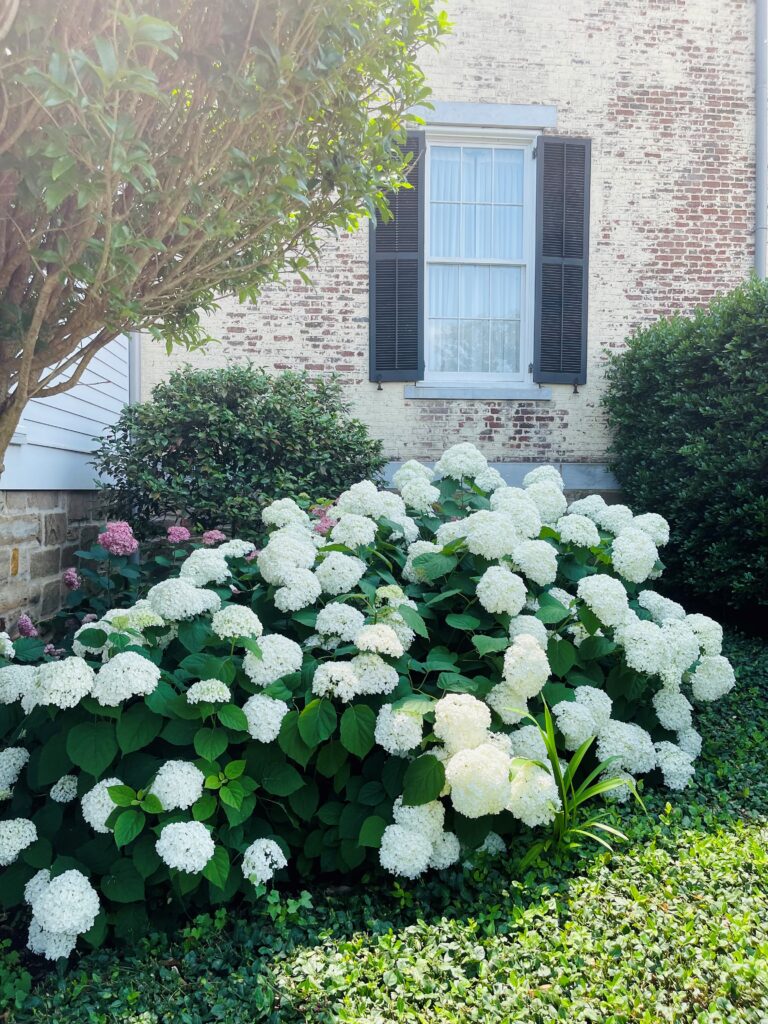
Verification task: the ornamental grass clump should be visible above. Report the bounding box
[0,443,734,957]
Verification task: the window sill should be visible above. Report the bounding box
[403,383,552,401]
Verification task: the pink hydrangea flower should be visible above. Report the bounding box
[202,529,227,546]
[63,567,81,591]
[245,548,260,562]
[167,525,191,544]
[16,613,38,638]
[313,514,336,537]
[98,521,139,557]
[43,644,64,658]
[82,613,98,624]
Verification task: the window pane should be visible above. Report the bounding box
[490,320,521,374]
[494,149,524,205]
[492,205,523,260]
[430,319,459,372]
[431,146,461,201]
[430,203,460,257]
[490,266,522,318]
[459,265,489,318]
[429,265,459,318]
[462,148,493,203]
[459,319,488,372]
[462,204,493,258]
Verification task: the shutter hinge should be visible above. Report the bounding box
[528,362,533,374]
[572,378,580,394]
[532,146,537,160]
[376,375,383,391]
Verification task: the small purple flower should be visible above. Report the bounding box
[245,548,260,562]
[167,525,191,544]
[202,529,227,546]
[43,643,64,658]
[82,613,98,624]
[63,567,81,591]
[98,521,139,557]
[16,613,38,638]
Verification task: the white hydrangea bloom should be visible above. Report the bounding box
[434,519,468,548]
[502,634,550,699]
[179,548,231,587]
[0,818,37,866]
[0,631,14,660]
[243,694,289,742]
[378,824,432,879]
[377,606,416,652]
[72,619,115,658]
[243,634,303,687]
[242,838,287,885]
[464,510,522,560]
[428,831,461,869]
[331,514,378,549]
[524,480,567,525]
[314,552,366,595]
[574,686,613,731]
[658,620,701,685]
[257,531,317,585]
[486,682,530,726]
[274,567,323,612]
[567,494,606,521]
[336,481,406,520]
[632,512,670,547]
[187,679,232,705]
[50,775,78,803]
[552,700,599,751]
[0,664,35,705]
[490,488,543,539]
[597,504,635,535]
[676,726,703,758]
[218,539,257,558]
[577,574,629,627]
[476,566,527,616]
[403,540,441,583]
[350,653,399,695]
[614,613,669,677]
[315,603,365,643]
[433,693,491,754]
[479,831,506,856]
[513,539,558,586]
[262,498,311,530]
[685,613,724,656]
[399,478,441,515]
[81,777,122,834]
[507,762,562,827]
[393,460,434,490]
[91,651,161,706]
[392,795,445,844]
[211,605,263,641]
[387,513,420,544]
[446,743,512,818]
[355,624,404,659]
[27,919,78,961]
[434,442,488,480]
[601,764,636,804]
[311,661,362,702]
[150,761,205,811]
[27,869,99,939]
[508,724,548,763]
[637,590,686,624]
[0,747,29,798]
[508,615,548,649]
[147,579,221,620]
[611,528,659,584]
[155,821,215,873]
[652,687,693,732]
[474,466,506,492]
[104,600,166,633]
[655,741,695,790]
[374,705,423,755]
[22,657,95,713]
[690,655,736,702]
[596,720,657,774]
[556,514,601,548]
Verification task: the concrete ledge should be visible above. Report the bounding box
[384,460,620,491]
[404,384,552,401]
[411,101,558,130]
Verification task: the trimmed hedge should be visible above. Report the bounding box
[602,278,768,611]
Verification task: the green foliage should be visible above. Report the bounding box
[92,366,385,536]
[603,278,768,610]
[7,633,767,1023]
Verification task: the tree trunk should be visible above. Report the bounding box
[0,398,25,478]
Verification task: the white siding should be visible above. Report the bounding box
[1,336,132,490]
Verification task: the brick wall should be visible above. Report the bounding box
[140,0,755,465]
[0,491,101,631]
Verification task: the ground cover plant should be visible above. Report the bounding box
[0,444,736,966]
[6,633,767,1022]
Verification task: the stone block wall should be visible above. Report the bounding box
[0,491,102,631]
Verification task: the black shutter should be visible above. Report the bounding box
[533,136,591,385]
[369,131,425,382]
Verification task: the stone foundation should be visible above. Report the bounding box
[0,491,103,631]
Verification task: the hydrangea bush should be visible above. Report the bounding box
[0,444,734,957]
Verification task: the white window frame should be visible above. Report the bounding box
[423,126,537,385]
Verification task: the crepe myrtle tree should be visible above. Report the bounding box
[0,0,446,468]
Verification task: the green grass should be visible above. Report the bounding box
[7,633,768,1023]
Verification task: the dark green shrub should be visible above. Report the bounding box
[93,366,385,538]
[602,278,768,611]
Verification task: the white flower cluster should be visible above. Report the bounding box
[434,693,491,753]
[374,704,423,755]
[690,655,736,702]
[243,694,289,742]
[489,488,542,538]
[218,539,257,558]
[147,579,221,621]
[179,548,231,587]
[464,510,521,560]
[312,653,399,702]
[355,624,404,659]
[262,498,310,530]
[22,657,95,713]
[379,797,460,878]
[476,566,527,616]
[435,442,488,480]
[50,775,78,803]
[211,605,263,641]
[25,869,99,960]
[155,821,215,873]
[611,528,659,584]
[150,761,205,811]
[186,679,232,705]
[638,590,685,624]
[508,614,548,649]
[91,651,161,706]
[242,838,287,885]
[486,636,550,728]
[596,720,657,774]
[0,817,37,866]
[331,513,378,549]
[399,477,440,514]
[274,567,322,612]
[0,747,29,800]
[557,514,601,548]
[0,664,35,705]
[314,603,365,648]
[576,574,629,627]
[524,480,567,525]
[243,634,303,687]
[81,777,121,833]
[257,526,316,585]
[513,540,558,586]
[393,460,434,490]
[654,741,695,790]
[552,686,613,750]
[0,632,14,659]
[315,551,366,595]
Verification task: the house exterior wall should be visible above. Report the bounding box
[140,0,755,472]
